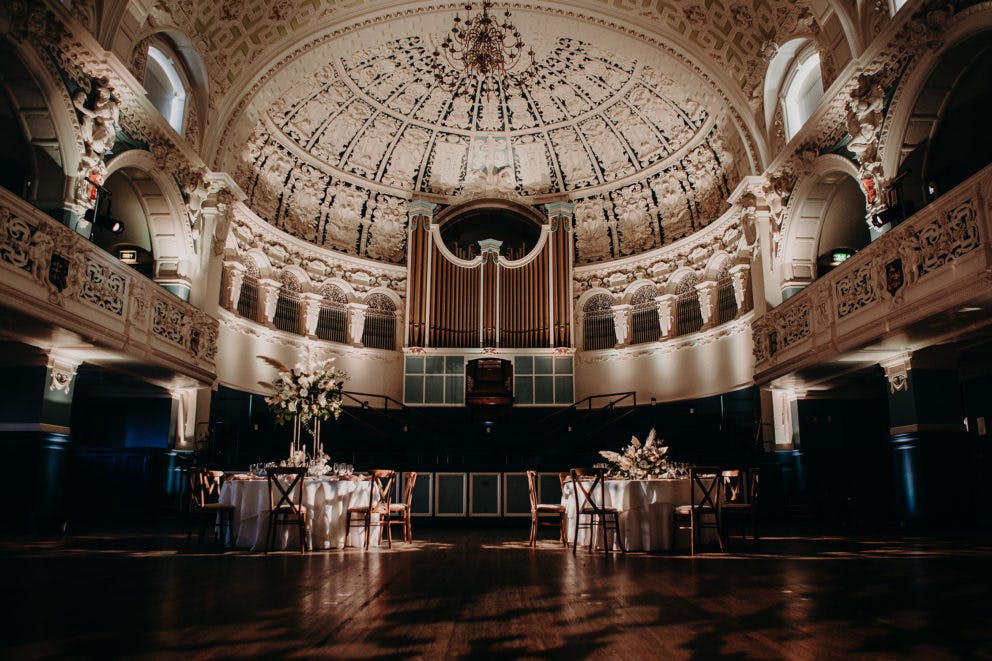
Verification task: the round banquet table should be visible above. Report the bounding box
[220,477,376,550]
[562,478,691,552]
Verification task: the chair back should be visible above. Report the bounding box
[689,466,721,511]
[266,467,307,515]
[366,470,396,514]
[401,472,417,507]
[569,467,607,514]
[526,470,539,513]
[187,467,224,510]
[720,469,749,506]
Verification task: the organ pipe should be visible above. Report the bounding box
[406,204,574,350]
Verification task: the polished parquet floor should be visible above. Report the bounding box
[1,524,991,660]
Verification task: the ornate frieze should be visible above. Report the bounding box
[754,166,992,370]
[0,186,218,374]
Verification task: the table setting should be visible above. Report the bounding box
[563,429,692,552]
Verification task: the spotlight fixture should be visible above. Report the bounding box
[431,2,537,92]
[83,207,124,234]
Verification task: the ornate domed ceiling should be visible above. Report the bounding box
[221,9,752,266]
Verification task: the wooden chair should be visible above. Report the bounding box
[569,467,624,555]
[720,468,759,543]
[346,470,396,549]
[186,467,235,549]
[527,470,566,547]
[674,466,725,555]
[388,472,417,543]
[265,467,308,554]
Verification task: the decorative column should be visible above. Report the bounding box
[611,303,632,347]
[406,200,437,347]
[728,263,752,314]
[258,278,282,328]
[546,202,575,347]
[196,181,239,313]
[729,176,774,313]
[762,385,806,509]
[348,302,369,346]
[301,292,323,337]
[655,293,676,338]
[0,349,82,529]
[169,387,199,449]
[695,280,719,330]
[220,260,246,311]
[881,351,967,522]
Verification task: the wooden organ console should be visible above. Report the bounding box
[465,358,513,411]
[405,199,574,350]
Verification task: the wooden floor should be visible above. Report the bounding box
[2,524,991,659]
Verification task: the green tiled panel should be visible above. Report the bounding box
[504,474,531,515]
[534,376,554,404]
[446,376,464,404]
[426,356,444,374]
[514,356,533,375]
[470,474,500,515]
[554,356,573,375]
[445,355,465,374]
[405,375,423,403]
[514,376,533,404]
[555,376,574,404]
[534,356,553,374]
[405,355,424,374]
[424,375,445,403]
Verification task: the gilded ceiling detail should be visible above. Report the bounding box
[148,0,815,105]
[231,34,745,265]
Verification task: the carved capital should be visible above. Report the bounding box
[611,304,632,346]
[257,278,282,325]
[347,302,369,346]
[655,294,676,338]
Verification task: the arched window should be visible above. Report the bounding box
[629,285,661,345]
[316,284,348,343]
[782,47,824,140]
[716,266,738,325]
[674,274,704,336]
[582,294,616,350]
[236,259,260,321]
[363,293,396,350]
[145,45,187,133]
[273,273,303,334]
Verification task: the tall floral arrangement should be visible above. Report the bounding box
[599,429,671,479]
[261,356,348,427]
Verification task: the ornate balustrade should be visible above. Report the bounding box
[0,187,217,382]
[753,163,992,381]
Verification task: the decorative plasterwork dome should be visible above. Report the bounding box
[221,10,751,266]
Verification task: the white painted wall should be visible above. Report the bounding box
[574,317,755,403]
[214,311,404,401]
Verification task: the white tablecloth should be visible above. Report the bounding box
[220,477,377,550]
[562,478,691,552]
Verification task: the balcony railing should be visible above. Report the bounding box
[752,163,992,380]
[0,187,218,381]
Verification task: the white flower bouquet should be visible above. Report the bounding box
[599,428,672,479]
[260,356,348,427]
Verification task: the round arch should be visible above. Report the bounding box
[779,154,867,293]
[880,9,992,185]
[104,150,193,282]
[0,36,83,211]
[620,278,659,305]
[319,277,358,303]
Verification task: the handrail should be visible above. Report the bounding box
[537,391,637,425]
[340,389,437,433]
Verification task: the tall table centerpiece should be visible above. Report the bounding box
[261,355,348,472]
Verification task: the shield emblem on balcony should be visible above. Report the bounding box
[885,258,904,296]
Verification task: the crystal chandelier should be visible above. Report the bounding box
[431,2,537,90]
